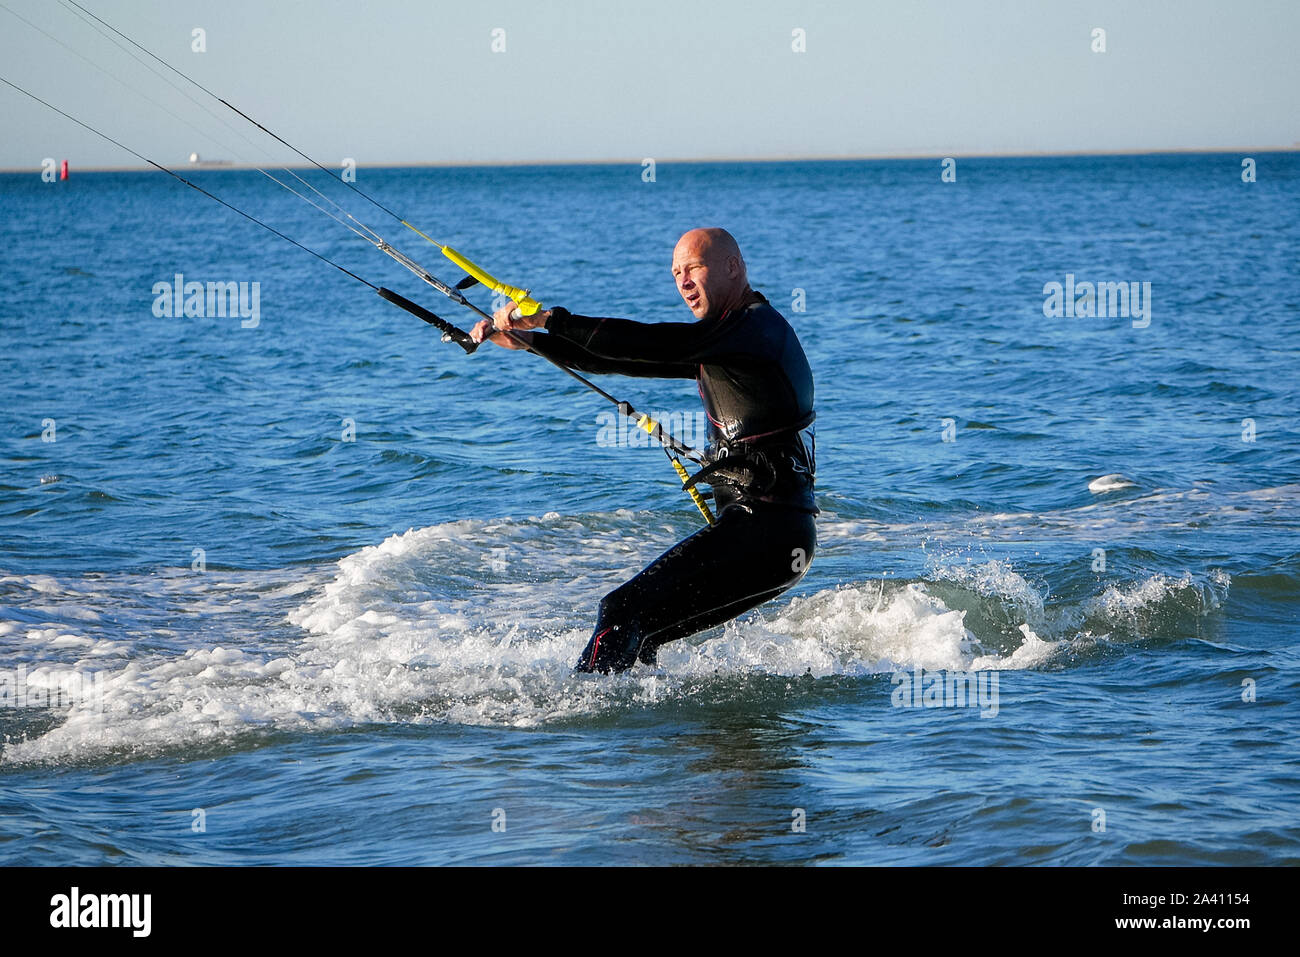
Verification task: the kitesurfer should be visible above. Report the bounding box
[470,228,817,673]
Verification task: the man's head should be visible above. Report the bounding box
[672,227,750,320]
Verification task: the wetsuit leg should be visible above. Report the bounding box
[574,504,816,673]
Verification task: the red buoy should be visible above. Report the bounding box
[60,159,69,180]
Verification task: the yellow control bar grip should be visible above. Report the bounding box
[672,456,715,525]
[637,414,714,525]
[441,245,543,317]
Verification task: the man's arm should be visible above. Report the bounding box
[525,324,696,379]
[545,307,741,366]
[472,306,700,378]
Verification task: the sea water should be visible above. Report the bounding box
[0,155,1297,864]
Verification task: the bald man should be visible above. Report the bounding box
[471,228,817,673]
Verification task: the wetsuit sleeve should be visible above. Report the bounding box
[525,308,697,379]
[546,307,748,366]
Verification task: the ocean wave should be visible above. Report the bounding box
[0,512,1238,765]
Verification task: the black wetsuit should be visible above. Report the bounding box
[530,290,817,673]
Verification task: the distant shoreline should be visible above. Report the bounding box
[3,145,1297,174]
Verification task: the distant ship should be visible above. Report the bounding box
[187,152,232,167]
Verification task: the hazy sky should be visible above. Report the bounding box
[1,0,1297,168]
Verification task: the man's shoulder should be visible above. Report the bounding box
[739,292,801,341]
[738,291,788,323]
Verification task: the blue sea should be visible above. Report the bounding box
[1,155,1297,865]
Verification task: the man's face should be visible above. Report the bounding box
[672,236,734,320]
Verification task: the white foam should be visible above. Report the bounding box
[1080,569,1230,629]
[930,558,1046,623]
[0,512,1232,764]
[972,624,1063,670]
[1089,473,1137,493]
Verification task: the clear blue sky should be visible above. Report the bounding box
[1,0,1296,168]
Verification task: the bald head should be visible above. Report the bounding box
[672,228,751,320]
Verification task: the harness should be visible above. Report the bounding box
[682,412,817,498]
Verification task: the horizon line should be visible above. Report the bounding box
[2,144,1297,175]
